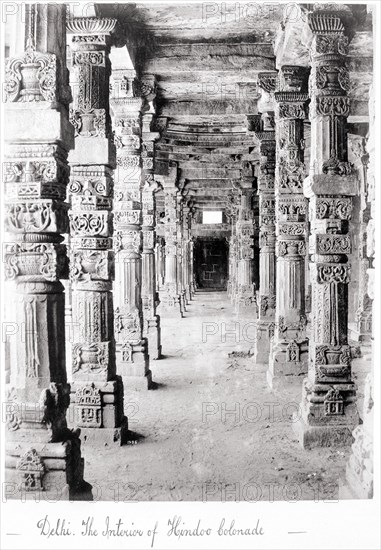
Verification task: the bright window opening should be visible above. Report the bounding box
[202,211,223,224]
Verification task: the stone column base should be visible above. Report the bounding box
[158,293,183,318]
[292,379,359,449]
[116,338,150,380]
[185,286,192,302]
[235,299,258,318]
[252,320,274,363]
[5,439,84,500]
[122,371,153,391]
[145,315,162,360]
[180,290,187,313]
[267,340,308,389]
[74,420,128,446]
[69,379,128,445]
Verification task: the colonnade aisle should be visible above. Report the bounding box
[80,290,366,501]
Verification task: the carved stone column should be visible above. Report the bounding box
[156,236,166,291]
[267,66,309,389]
[252,75,277,363]
[182,204,193,302]
[235,186,257,315]
[140,75,162,360]
[227,193,240,304]
[189,236,196,295]
[293,7,359,448]
[4,4,83,496]
[142,174,162,360]
[176,193,187,313]
[158,167,183,317]
[341,82,375,499]
[67,17,128,442]
[348,135,372,342]
[109,68,152,389]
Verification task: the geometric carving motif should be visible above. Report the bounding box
[324,388,344,416]
[17,449,45,491]
[75,383,102,428]
[286,340,300,362]
[121,342,133,363]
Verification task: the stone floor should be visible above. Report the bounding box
[82,290,370,502]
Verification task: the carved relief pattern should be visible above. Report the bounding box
[68,18,117,385]
[272,66,309,355]
[67,18,116,139]
[4,9,72,429]
[110,68,147,358]
[235,190,257,308]
[253,128,276,320]
[298,9,357,423]
[5,40,58,103]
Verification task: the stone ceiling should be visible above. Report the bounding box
[96,3,373,214]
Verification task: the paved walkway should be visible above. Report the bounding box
[83,291,367,502]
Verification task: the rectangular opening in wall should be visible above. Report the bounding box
[202,211,222,224]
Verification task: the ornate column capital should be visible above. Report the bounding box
[66,17,117,45]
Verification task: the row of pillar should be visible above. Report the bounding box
[3,7,197,496]
[251,7,373,455]
[3,4,374,497]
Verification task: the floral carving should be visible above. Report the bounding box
[316,264,350,284]
[322,153,353,176]
[5,41,57,103]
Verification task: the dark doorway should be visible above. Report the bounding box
[194,238,228,290]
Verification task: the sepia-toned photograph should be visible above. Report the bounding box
[1,1,379,548]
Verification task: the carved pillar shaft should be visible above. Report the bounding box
[252,75,277,363]
[110,68,152,389]
[293,7,359,448]
[228,212,238,303]
[235,188,257,315]
[142,171,162,360]
[159,186,183,316]
[140,77,162,360]
[182,205,192,301]
[156,237,165,291]
[189,237,196,295]
[4,4,83,496]
[176,195,187,313]
[67,17,127,441]
[267,66,309,388]
[348,134,372,342]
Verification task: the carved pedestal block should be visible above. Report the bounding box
[253,318,275,364]
[5,440,84,501]
[145,315,162,360]
[293,379,358,449]
[69,380,128,444]
[267,339,308,389]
